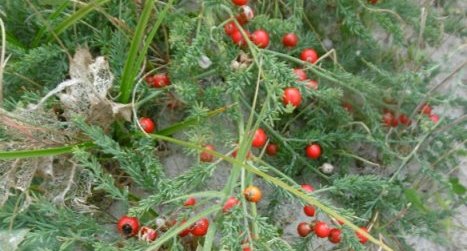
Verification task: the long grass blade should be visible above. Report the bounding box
[46,0,110,42]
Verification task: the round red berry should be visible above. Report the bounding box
[178,220,191,237]
[342,102,353,112]
[399,114,411,126]
[232,0,248,6]
[421,103,432,115]
[224,21,238,36]
[282,33,298,47]
[293,68,307,81]
[200,144,215,162]
[140,226,158,242]
[231,30,249,46]
[301,184,314,193]
[356,226,369,244]
[314,221,331,238]
[232,148,253,159]
[297,222,312,237]
[139,117,155,133]
[244,185,262,203]
[223,196,240,213]
[152,73,170,88]
[252,128,267,148]
[391,117,399,127]
[145,75,154,85]
[191,218,209,236]
[184,197,196,207]
[266,143,278,156]
[251,29,270,48]
[430,114,439,123]
[305,80,318,90]
[382,112,395,127]
[236,14,249,26]
[282,87,302,107]
[368,0,378,4]
[117,215,140,237]
[305,144,321,159]
[303,205,315,217]
[328,228,341,244]
[300,48,319,64]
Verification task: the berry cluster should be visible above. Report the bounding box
[117,215,159,242]
[381,103,439,128]
[420,103,440,123]
[223,0,324,110]
[115,185,261,243]
[296,183,369,245]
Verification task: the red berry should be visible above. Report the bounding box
[190,218,209,236]
[297,222,313,237]
[430,113,439,123]
[200,144,215,162]
[243,247,252,251]
[252,128,267,148]
[232,148,253,159]
[301,184,314,193]
[305,80,318,90]
[184,197,196,207]
[382,112,395,127]
[232,0,248,6]
[139,117,155,133]
[266,143,278,156]
[368,0,378,4]
[314,221,331,238]
[223,196,240,213]
[293,68,307,81]
[230,30,249,46]
[140,226,158,242]
[420,103,432,115]
[145,75,154,85]
[328,228,341,244]
[342,102,353,112]
[152,73,170,88]
[282,33,298,48]
[236,14,249,26]
[282,87,302,107]
[305,144,321,159]
[178,220,191,237]
[117,215,140,237]
[300,48,319,64]
[251,29,270,48]
[356,226,369,244]
[303,205,315,217]
[399,114,411,126]
[391,116,399,127]
[244,185,262,203]
[224,21,239,36]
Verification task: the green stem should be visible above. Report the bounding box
[0,142,94,160]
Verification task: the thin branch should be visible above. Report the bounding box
[410,60,467,118]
